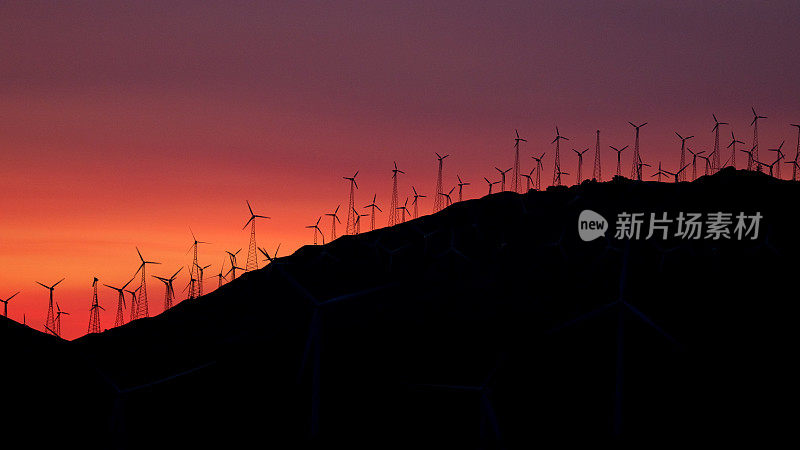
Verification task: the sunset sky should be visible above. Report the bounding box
[1,1,799,339]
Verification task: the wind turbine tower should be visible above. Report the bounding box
[389,162,404,226]
[593,130,602,181]
[54,303,69,338]
[126,286,140,323]
[675,132,694,181]
[496,167,512,192]
[687,149,704,181]
[196,263,211,296]
[343,171,359,235]
[768,141,785,179]
[325,206,341,241]
[154,268,181,310]
[243,200,270,272]
[88,277,102,334]
[552,127,569,186]
[610,146,628,178]
[532,153,545,190]
[513,129,527,192]
[187,229,210,299]
[727,131,745,169]
[711,114,728,173]
[411,186,426,219]
[364,194,382,231]
[306,217,324,244]
[36,278,63,334]
[103,278,132,328]
[226,249,242,280]
[433,153,449,212]
[751,107,767,171]
[789,124,800,181]
[456,175,470,201]
[397,198,410,223]
[628,121,647,181]
[132,248,160,320]
[573,148,589,184]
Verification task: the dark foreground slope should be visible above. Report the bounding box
[5,168,799,448]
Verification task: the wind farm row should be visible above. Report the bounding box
[2,107,798,339]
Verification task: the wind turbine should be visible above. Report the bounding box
[36,278,64,334]
[741,146,756,171]
[1,291,20,318]
[636,160,651,179]
[132,247,160,320]
[153,267,181,311]
[495,167,512,192]
[520,168,535,192]
[54,302,69,338]
[306,217,325,245]
[651,162,667,182]
[182,273,198,301]
[531,153,545,190]
[351,207,362,233]
[325,205,341,241]
[243,200,270,272]
[342,171,359,235]
[258,244,281,267]
[195,263,211,296]
[87,277,103,334]
[513,129,527,192]
[214,259,227,289]
[555,169,570,186]
[438,186,455,208]
[750,107,767,171]
[433,153,449,212]
[573,148,589,184]
[768,141,785,179]
[609,145,628,178]
[483,177,500,195]
[103,278,133,328]
[396,197,410,223]
[411,186,426,219]
[456,175,470,201]
[552,127,569,186]
[225,249,242,280]
[186,228,210,298]
[662,164,690,183]
[788,124,800,181]
[687,148,705,181]
[711,114,728,173]
[364,194,382,231]
[125,285,140,323]
[389,162,405,226]
[628,121,647,181]
[727,131,745,169]
[593,130,602,181]
[675,132,694,181]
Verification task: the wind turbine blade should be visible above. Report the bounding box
[53,278,65,288]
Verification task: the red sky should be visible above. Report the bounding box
[1,1,799,339]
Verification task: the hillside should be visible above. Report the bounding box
[5,168,799,448]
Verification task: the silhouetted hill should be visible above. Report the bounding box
[5,168,799,448]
